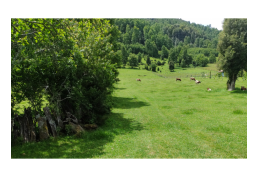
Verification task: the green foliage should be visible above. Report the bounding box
[217,18,247,90]
[161,45,169,58]
[209,54,216,63]
[168,48,177,63]
[151,63,157,72]
[145,64,148,70]
[194,54,209,67]
[156,60,162,66]
[128,53,138,68]
[121,45,128,65]
[169,60,175,71]
[137,52,142,63]
[146,55,151,65]
[181,59,186,68]
[11,18,119,125]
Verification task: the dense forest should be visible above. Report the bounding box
[112,18,220,68]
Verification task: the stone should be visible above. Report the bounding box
[36,114,49,141]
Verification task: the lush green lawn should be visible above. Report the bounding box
[11,64,247,158]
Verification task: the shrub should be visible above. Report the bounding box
[11,19,119,127]
[151,63,157,72]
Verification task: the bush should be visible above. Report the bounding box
[151,63,157,72]
[11,19,119,126]
[169,61,174,71]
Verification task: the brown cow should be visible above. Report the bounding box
[176,78,181,81]
[136,79,141,81]
[241,86,247,91]
[190,77,196,81]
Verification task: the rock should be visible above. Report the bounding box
[69,122,85,134]
[36,114,49,141]
[43,107,57,137]
[83,124,98,130]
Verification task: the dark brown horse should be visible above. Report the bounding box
[176,78,181,81]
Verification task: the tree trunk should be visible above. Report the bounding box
[227,74,237,91]
[11,114,21,144]
[43,107,57,137]
[17,108,36,143]
[36,114,49,141]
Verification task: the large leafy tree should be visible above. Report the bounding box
[161,45,169,58]
[128,53,138,68]
[168,48,177,63]
[146,55,151,65]
[131,26,140,44]
[217,18,247,90]
[169,60,175,71]
[11,18,119,125]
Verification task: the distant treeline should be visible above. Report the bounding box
[112,18,220,68]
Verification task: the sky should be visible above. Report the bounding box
[181,18,224,30]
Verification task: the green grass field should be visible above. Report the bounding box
[11,64,247,158]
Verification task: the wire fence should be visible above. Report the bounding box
[152,71,247,81]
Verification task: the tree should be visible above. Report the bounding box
[123,33,130,44]
[137,52,142,63]
[177,47,187,64]
[151,63,157,72]
[195,54,209,67]
[181,59,186,68]
[217,18,247,90]
[184,36,191,45]
[209,54,216,63]
[146,55,151,65]
[128,53,138,68]
[169,61,175,71]
[161,45,169,58]
[121,45,128,65]
[11,18,119,128]
[168,48,177,63]
[131,26,140,44]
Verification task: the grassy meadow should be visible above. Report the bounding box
[11,64,247,158]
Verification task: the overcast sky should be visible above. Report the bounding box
[181,18,225,30]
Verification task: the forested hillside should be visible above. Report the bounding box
[113,18,220,68]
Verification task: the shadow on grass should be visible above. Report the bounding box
[11,113,144,158]
[120,67,140,70]
[114,87,126,90]
[230,88,247,94]
[112,96,150,109]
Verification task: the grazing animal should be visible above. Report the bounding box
[207,88,211,91]
[190,77,196,81]
[241,86,247,91]
[195,80,201,84]
[176,78,181,81]
[136,79,141,81]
